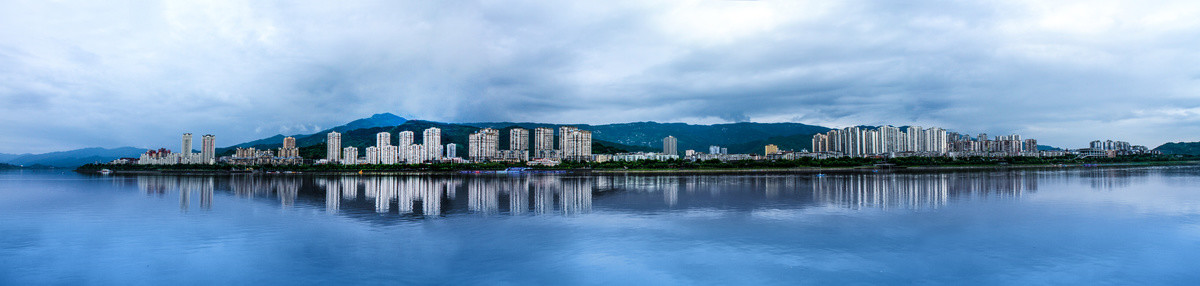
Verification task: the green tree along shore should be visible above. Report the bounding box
[75,154,1200,173]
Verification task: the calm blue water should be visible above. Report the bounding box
[3,167,1200,285]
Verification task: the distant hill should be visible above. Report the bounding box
[329,113,407,133]
[1037,145,1062,151]
[0,147,145,167]
[464,121,832,154]
[224,113,407,150]
[0,153,25,162]
[1154,142,1200,155]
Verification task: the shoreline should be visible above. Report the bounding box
[84,161,1200,175]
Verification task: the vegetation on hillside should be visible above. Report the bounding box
[1154,142,1200,155]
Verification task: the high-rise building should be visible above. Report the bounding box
[558,126,578,151]
[880,125,901,153]
[279,136,300,158]
[376,132,391,148]
[663,136,677,156]
[815,125,979,157]
[561,128,592,161]
[381,145,398,164]
[765,144,779,155]
[182,133,193,154]
[201,134,215,164]
[812,133,829,153]
[1023,139,1038,153]
[365,146,379,164]
[326,131,342,162]
[533,127,556,159]
[342,147,358,165]
[422,127,442,161]
[510,128,529,151]
[446,143,457,158]
[397,131,414,146]
[468,128,500,161]
[534,127,554,151]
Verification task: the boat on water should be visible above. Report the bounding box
[98,169,112,175]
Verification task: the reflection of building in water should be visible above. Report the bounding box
[533,177,556,215]
[1078,168,1143,190]
[507,178,529,215]
[814,174,950,210]
[136,176,217,212]
[136,174,601,218]
[560,178,592,215]
[813,172,1035,210]
[318,176,454,216]
[468,179,500,215]
[458,176,594,216]
[596,175,809,207]
[226,175,303,208]
[180,182,190,212]
[200,177,213,210]
[664,183,678,207]
[593,172,1036,211]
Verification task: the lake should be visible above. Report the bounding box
[2,166,1199,285]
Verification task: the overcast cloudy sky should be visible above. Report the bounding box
[2,0,1199,153]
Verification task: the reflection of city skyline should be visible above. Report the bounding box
[128,171,1053,217]
[595,171,1038,210]
[130,175,597,217]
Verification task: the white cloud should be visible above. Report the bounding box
[0,0,1198,152]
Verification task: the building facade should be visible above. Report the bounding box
[182,133,193,154]
[765,144,779,155]
[561,128,592,161]
[201,134,215,164]
[663,136,677,156]
[342,146,358,165]
[423,127,442,161]
[327,131,342,163]
[468,128,500,162]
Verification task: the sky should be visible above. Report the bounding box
[1,0,1199,153]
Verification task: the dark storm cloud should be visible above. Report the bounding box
[1,0,1199,152]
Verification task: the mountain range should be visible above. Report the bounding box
[0,147,147,168]
[5,112,1196,168]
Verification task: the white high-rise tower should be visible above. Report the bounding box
[327,131,342,163]
[423,127,442,160]
[201,134,215,164]
[182,133,193,154]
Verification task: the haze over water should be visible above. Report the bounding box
[3,167,1199,285]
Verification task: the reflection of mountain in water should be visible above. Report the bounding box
[128,171,1046,219]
